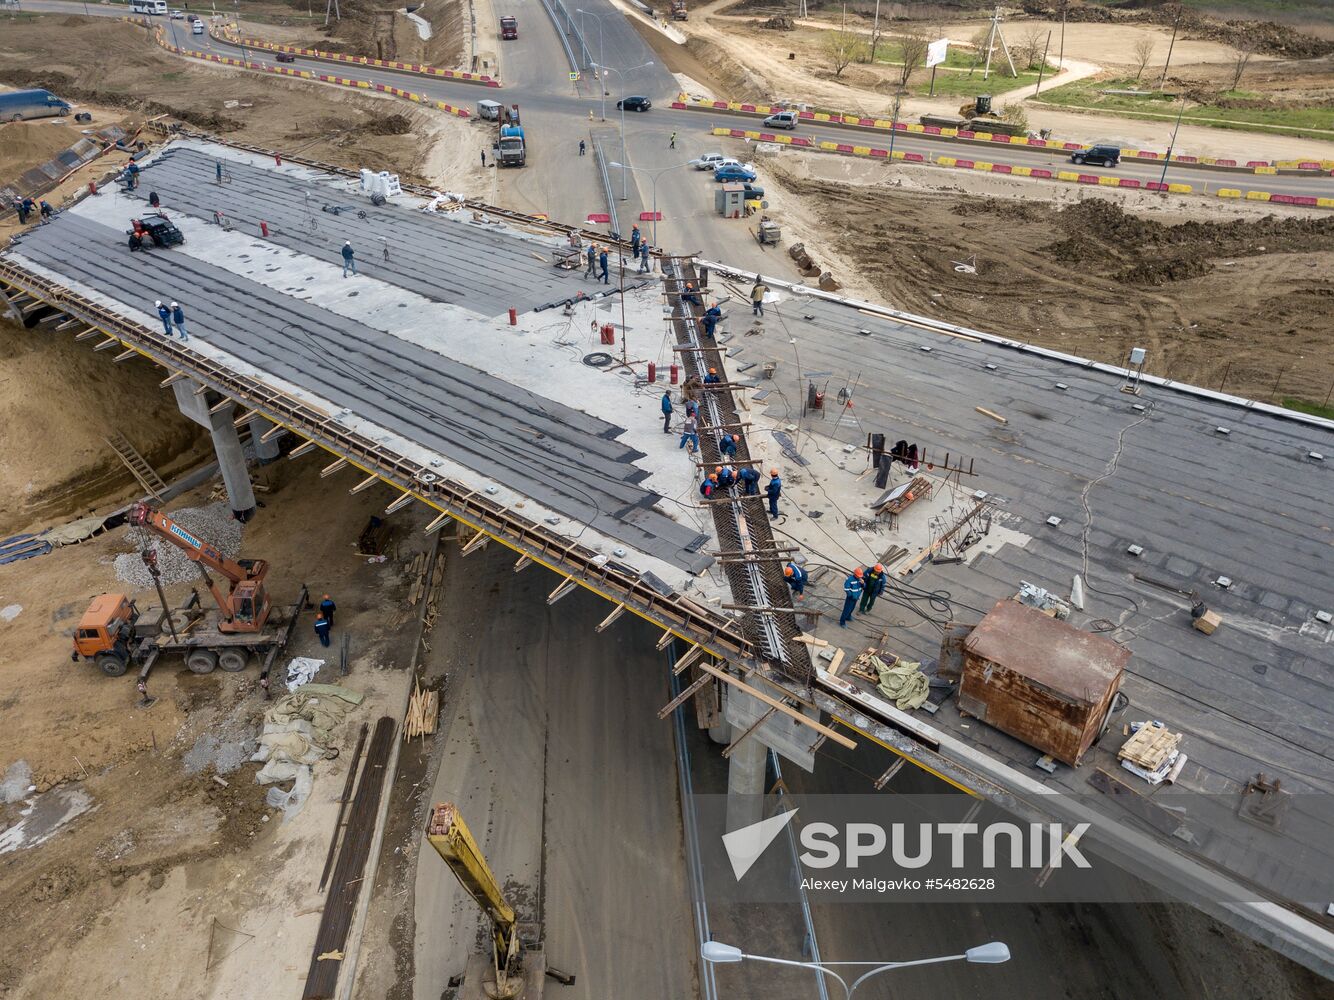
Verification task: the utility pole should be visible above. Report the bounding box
[1058,0,1066,70]
[1033,30,1052,96]
[870,0,881,63]
[1158,96,1187,188]
[1157,4,1181,91]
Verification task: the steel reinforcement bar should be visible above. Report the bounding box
[0,260,753,665]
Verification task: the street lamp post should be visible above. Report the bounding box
[592,61,654,200]
[886,90,904,164]
[574,8,606,108]
[609,159,691,247]
[701,940,1011,999]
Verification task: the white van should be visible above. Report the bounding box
[131,0,169,14]
[191,19,204,33]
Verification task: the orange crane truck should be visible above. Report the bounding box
[71,502,308,697]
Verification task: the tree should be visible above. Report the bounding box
[897,33,930,89]
[1131,37,1154,82]
[823,30,866,79]
[1228,41,1254,91]
[968,26,992,76]
[1016,27,1046,72]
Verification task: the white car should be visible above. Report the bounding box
[715,157,756,173]
[692,153,726,171]
[169,8,184,17]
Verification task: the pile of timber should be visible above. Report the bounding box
[404,683,438,741]
[1118,722,1182,771]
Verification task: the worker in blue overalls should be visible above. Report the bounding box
[764,468,782,519]
[840,568,864,627]
[314,612,331,647]
[784,562,808,600]
[320,593,337,626]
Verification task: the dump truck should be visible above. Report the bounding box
[671,0,687,20]
[500,15,517,39]
[70,503,307,691]
[495,104,526,167]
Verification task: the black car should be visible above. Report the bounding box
[1070,144,1121,167]
[617,96,651,112]
[742,183,765,200]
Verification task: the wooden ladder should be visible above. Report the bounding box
[105,430,167,501]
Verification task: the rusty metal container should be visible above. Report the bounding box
[959,600,1128,766]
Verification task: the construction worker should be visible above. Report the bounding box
[639,241,651,273]
[699,472,718,499]
[859,564,886,614]
[764,468,782,519]
[703,367,721,386]
[630,225,641,255]
[682,374,702,403]
[840,568,864,627]
[125,159,140,189]
[38,200,53,222]
[784,562,808,599]
[660,390,673,433]
[669,131,677,149]
[480,148,487,167]
[155,300,173,336]
[170,301,188,341]
[320,593,337,625]
[215,159,224,184]
[678,413,699,453]
[598,247,610,284]
[738,465,760,496]
[11,197,27,224]
[314,611,331,647]
[579,139,586,156]
[341,240,357,277]
[148,191,160,209]
[585,243,597,279]
[717,465,736,489]
[681,282,702,307]
[751,278,770,316]
[702,303,721,338]
[719,433,738,458]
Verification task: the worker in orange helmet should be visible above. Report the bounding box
[720,433,738,459]
[314,612,331,648]
[319,593,337,626]
[682,281,702,307]
[840,567,864,627]
[699,472,719,499]
[783,561,808,599]
[859,563,886,615]
[703,367,721,386]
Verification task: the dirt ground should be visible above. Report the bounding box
[0,18,454,183]
[0,453,426,999]
[0,322,210,538]
[650,0,1334,159]
[765,150,1334,407]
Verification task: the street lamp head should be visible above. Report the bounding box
[964,942,1011,965]
[701,941,745,964]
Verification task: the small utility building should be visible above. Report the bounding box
[959,600,1129,766]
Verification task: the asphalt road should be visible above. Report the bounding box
[22,0,1333,216]
[412,542,697,1000]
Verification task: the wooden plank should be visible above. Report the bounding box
[384,491,417,515]
[320,457,348,477]
[232,407,260,428]
[349,473,380,494]
[289,439,318,459]
[547,577,577,605]
[460,529,490,555]
[975,406,1007,424]
[827,648,846,677]
[793,633,829,648]
[513,555,532,573]
[672,644,706,675]
[595,603,626,632]
[422,510,452,534]
[697,660,856,750]
[655,628,676,651]
[657,673,711,719]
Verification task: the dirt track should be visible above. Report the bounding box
[770,160,1334,406]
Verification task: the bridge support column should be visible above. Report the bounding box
[725,723,768,834]
[248,415,282,463]
[172,380,257,521]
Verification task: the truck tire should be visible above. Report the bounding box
[186,649,218,674]
[97,653,128,677]
[217,649,249,673]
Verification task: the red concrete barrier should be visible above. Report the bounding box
[836,143,853,153]
[1293,195,1319,206]
[958,130,975,139]
[869,148,887,158]
[923,126,942,135]
[1031,168,1053,178]
[1118,178,1141,188]
[1077,174,1099,184]
[1176,155,1198,163]
[1246,160,1269,167]
[640,211,663,220]
[1298,161,1320,170]
[1145,181,1168,191]
[587,213,611,223]
[1270,194,1294,204]
[955,159,974,169]
[904,153,924,162]
[1216,159,1236,167]
[992,164,1012,174]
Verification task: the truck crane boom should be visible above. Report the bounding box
[129,501,272,633]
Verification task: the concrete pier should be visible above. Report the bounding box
[172,380,256,520]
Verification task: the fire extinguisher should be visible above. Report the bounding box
[647,362,657,383]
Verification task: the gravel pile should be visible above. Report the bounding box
[113,503,244,588]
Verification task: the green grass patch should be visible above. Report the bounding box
[1281,397,1334,421]
[1038,77,1334,141]
[907,67,1047,99]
